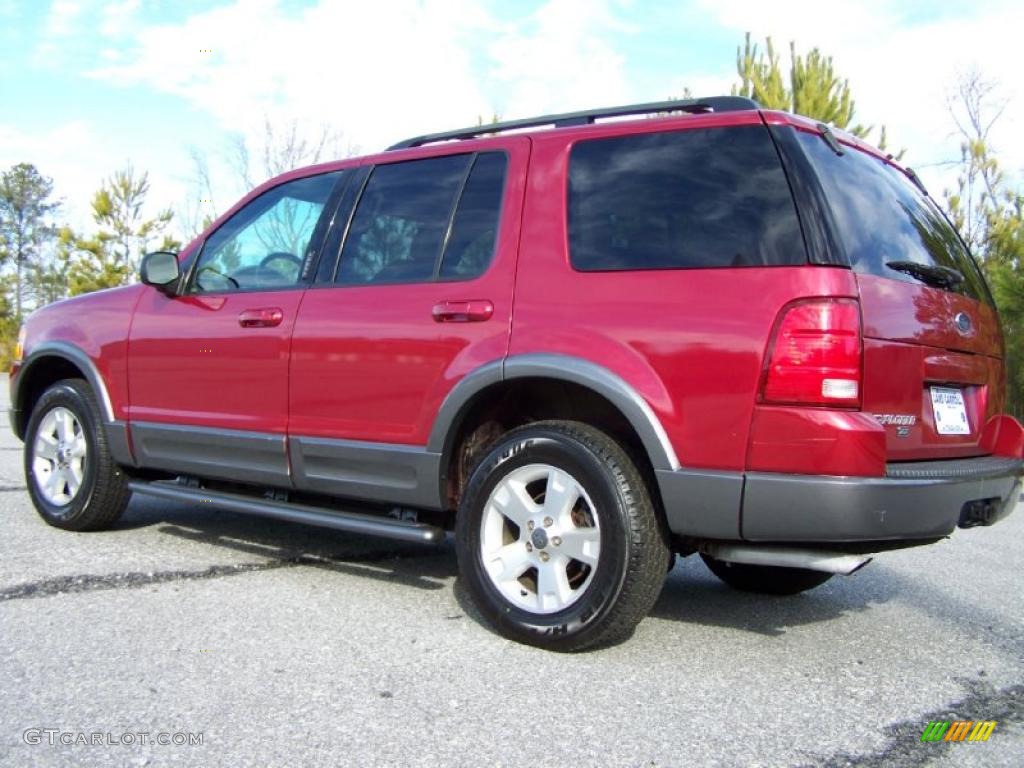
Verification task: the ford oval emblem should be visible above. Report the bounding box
[954,312,973,335]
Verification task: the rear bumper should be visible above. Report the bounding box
[658,456,1022,545]
[742,456,1022,542]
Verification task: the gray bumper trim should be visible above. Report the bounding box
[656,468,743,539]
[886,455,1021,479]
[657,457,1022,543]
[741,460,1022,542]
[105,420,135,467]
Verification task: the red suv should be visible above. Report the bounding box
[11,97,1022,650]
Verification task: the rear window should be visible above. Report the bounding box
[567,125,806,271]
[796,130,992,304]
[339,154,468,284]
[337,152,507,285]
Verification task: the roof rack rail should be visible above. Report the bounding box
[387,96,760,150]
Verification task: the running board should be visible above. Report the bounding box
[700,543,872,575]
[127,481,445,544]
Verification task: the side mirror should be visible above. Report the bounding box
[140,251,181,295]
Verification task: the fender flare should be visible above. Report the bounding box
[13,342,134,465]
[427,353,680,473]
[15,341,117,424]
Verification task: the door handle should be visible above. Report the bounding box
[432,300,494,323]
[238,307,284,328]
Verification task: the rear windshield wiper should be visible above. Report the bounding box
[885,260,964,289]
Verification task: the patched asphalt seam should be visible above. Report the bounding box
[0,548,431,603]
[0,560,297,602]
[809,678,1024,768]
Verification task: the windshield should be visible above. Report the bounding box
[796,130,992,305]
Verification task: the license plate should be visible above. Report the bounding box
[930,386,969,435]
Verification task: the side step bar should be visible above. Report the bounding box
[127,481,445,544]
[701,543,872,575]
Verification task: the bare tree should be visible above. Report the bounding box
[177,147,220,240]
[945,71,1009,255]
[181,118,356,239]
[230,119,354,189]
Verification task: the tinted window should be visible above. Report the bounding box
[568,126,806,271]
[192,172,341,293]
[338,155,470,284]
[439,153,507,280]
[796,131,991,303]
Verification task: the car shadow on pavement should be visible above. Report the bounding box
[648,556,901,637]
[118,498,910,638]
[447,557,905,643]
[110,500,1023,653]
[118,496,458,592]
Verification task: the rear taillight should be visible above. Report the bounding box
[759,298,862,407]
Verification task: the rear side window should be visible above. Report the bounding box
[440,153,506,279]
[795,131,991,303]
[337,152,507,285]
[568,126,806,271]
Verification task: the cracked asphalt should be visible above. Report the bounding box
[0,383,1022,767]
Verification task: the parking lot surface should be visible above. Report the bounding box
[1,383,1021,767]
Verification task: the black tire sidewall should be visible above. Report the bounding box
[24,382,101,527]
[701,554,832,595]
[457,428,633,647]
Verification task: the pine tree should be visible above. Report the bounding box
[30,226,74,306]
[0,163,60,319]
[67,167,180,295]
[732,33,894,153]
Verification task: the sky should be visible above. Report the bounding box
[1,0,1022,240]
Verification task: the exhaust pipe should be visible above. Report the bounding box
[958,498,1001,528]
[700,543,872,576]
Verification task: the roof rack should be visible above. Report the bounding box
[387,96,760,150]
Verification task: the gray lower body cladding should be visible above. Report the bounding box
[658,456,1022,545]
[127,422,445,510]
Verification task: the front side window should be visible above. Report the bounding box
[191,171,342,293]
[568,125,806,271]
[336,152,507,285]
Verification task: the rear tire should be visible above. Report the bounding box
[456,420,669,651]
[700,554,832,595]
[24,379,131,531]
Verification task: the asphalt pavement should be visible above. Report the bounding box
[1,380,1021,767]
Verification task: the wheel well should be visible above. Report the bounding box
[15,356,87,437]
[442,377,663,514]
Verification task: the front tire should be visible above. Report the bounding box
[24,379,131,531]
[456,421,669,651]
[700,554,832,595]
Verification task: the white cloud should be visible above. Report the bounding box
[86,0,638,154]
[485,0,632,117]
[99,0,141,37]
[0,120,104,229]
[44,0,84,38]
[32,0,1023,236]
[35,0,85,61]
[87,0,496,153]
[695,0,1024,194]
[0,120,187,234]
